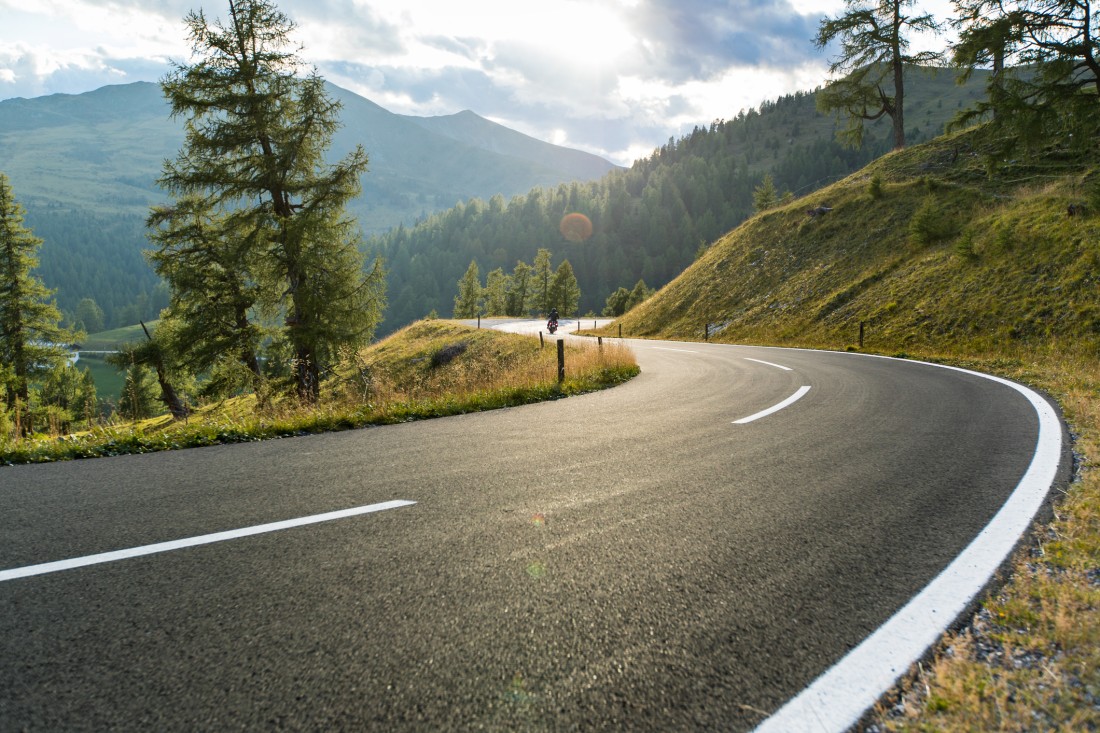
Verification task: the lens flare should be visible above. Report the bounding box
[559,212,593,242]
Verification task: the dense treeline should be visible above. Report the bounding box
[24,208,167,329]
[367,90,909,332]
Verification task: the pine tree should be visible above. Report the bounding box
[506,260,532,316]
[532,248,553,315]
[814,0,942,149]
[483,267,509,316]
[0,173,80,435]
[951,0,1100,153]
[753,174,779,212]
[548,260,581,317]
[156,0,385,403]
[453,260,483,318]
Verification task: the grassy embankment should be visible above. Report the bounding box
[603,127,1100,729]
[1,320,637,465]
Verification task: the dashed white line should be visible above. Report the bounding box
[0,500,417,583]
[744,357,793,371]
[733,386,812,424]
[651,347,699,353]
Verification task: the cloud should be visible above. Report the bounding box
[0,0,842,165]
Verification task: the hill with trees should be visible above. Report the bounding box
[0,80,617,330]
[367,66,990,332]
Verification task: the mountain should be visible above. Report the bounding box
[402,109,615,182]
[0,81,618,327]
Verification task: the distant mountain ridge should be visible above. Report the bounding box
[0,81,619,326]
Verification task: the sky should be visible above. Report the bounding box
[0,0,955,166]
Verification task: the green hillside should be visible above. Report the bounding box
[605,127,1100,729]
[0,81,617,328]
[615,128,1099,354]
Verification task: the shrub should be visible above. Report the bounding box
[868,173,884,200]
[909,196,958,247]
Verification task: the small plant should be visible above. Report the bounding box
[954,229,979,261]
[909,195,958,247]
[868,172,884,200]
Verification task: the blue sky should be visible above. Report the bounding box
[0,0,954,165]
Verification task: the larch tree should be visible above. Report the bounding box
[453,260,483,318]
[814,0,943,149]
[483,267,509,316]
[548,260,581,317]
[532,248,553,315]
[0,173,81,435]
[951,0,1100,152]
[506,260,532,317]
[154,0,385,403]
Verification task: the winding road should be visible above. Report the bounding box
[0,324,1068,731]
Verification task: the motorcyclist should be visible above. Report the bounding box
[547,307,559,333]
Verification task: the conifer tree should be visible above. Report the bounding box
[753,174,779,212]
[532,248,553,315]
[548,260,581,317]
[155,0,385,403]
[506,260,532,316]
[483,267,509,316]
[0,173,80,435]
[951,0,1100,152]
[814,0,942,149]
[453,260,483,318]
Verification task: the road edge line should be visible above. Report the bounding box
[752,358,1063,733]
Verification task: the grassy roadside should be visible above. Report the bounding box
[872,346,1100,731]
[0,320,638,466]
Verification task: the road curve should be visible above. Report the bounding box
[0,329,1068,731]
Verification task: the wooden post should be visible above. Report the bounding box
[705,323,709,341]
[557,340,565,383]
[859,320,866,349]
[598,336,603,348]
[618,323,622,339]
[477,315,481,329]
[539,331,544,348]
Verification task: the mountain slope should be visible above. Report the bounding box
[613,126,1100,353]
[0,81,617,326]
[403,109,617,182]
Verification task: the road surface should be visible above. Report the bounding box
[0,328,1067,731]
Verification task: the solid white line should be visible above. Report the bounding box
[733,386,811,424]
[752,364,1062,733]
[744,357,793,371]
[0,500,417,583]
[651,346,698,353]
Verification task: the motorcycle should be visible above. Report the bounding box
[546,318,559,334]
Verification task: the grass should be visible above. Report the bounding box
[600,125,1100,729]
[0,320,638,465]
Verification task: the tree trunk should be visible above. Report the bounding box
[141,321,189,420]
[891,2,906,149]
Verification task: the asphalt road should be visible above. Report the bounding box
[0,333,1067,731]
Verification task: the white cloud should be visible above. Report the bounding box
[0,0,960,165]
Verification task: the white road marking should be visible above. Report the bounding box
[744,357,793,371]
[733,386,812,424]
[0,500,417,583]
[651,347,698,353]
[752,360,1063,733]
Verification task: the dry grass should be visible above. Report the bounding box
[0,321,638,464]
